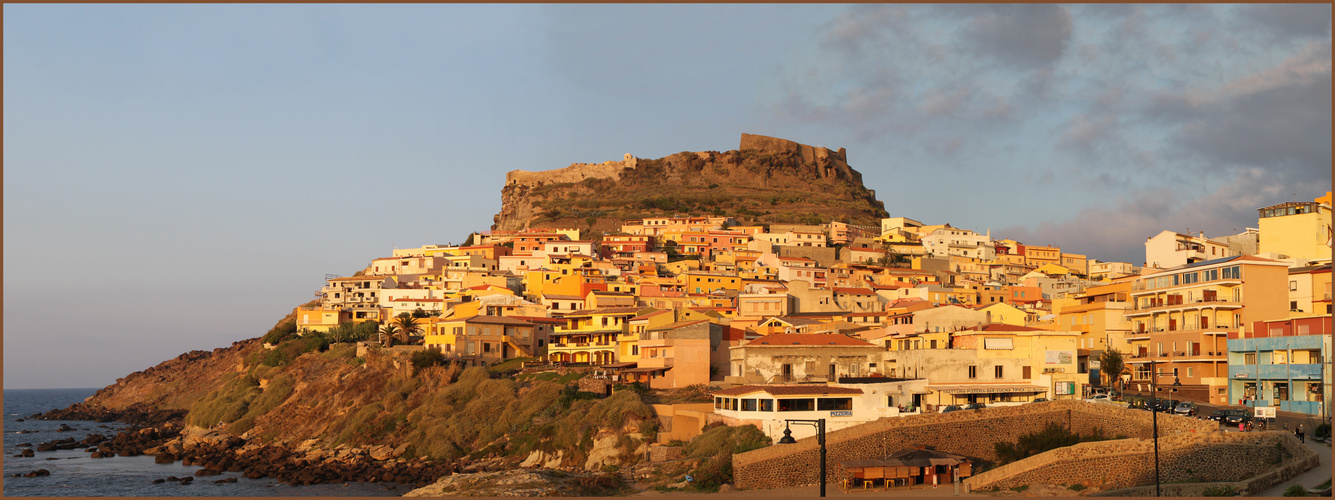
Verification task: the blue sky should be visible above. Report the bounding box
[5,4,1330,389]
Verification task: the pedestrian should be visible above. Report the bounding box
[1239,421,1246,432]
[1297,424,1305,443]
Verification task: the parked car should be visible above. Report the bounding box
[940,405,963,413]
[1154,399,1181,413]
[1221,409,1252,427]
[963,403,987,410]
[1031,398,1050,403]
[1085,394,1111,403]
[1173,402,1197,416]
[1204,409,1231,422]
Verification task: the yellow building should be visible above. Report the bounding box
[683,271,743,295]
[294,306,341,333]
[548,306,643,364]
[423,315,541,365]
[977,302,1029,326]
[1257,196,1332,264]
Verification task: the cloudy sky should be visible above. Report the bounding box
[5,4,1330,389]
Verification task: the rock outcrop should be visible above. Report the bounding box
[492,133,887,232]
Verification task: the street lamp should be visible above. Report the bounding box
[1149,358,1182,497]
[778,419,827,497]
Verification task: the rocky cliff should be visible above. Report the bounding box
[492,133,887,232]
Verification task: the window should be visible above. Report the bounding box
[817,398,853,411]
[778,398,815,411]
[741,399,757,411]
[1245,353,1257,365]
[1022,366,1032,379]
[759,399,774,411]
[995,365,1004,378]
[1187,367,1194,378]
[1291,281,1298,291]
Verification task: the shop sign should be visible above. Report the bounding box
[829,410,853,417]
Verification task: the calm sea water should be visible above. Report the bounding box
[3,388,405,497]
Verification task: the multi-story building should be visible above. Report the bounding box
[547,307,641,364]
[1144,230,1236,269]
[1123,255,1290,404]
[1257,194,1332,266]
[921,228,995,260]
[1226,315,1331,416]
[423,315,543,366]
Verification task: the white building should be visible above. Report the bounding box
[710,379,930,441]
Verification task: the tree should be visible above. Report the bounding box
[394,313,421,343]
[1099,348,1126,389]
[378,324,401,347]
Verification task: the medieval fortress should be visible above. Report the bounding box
[503,133,865,190]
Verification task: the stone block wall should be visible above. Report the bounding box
[1086,432,1320,496]
[731,401,1216,490]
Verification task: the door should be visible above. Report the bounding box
[783,364,793,382]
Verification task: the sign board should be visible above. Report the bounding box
[1254,407,1276,419]
[1045,350,1074,365]
[1089,360,1102,370]
[1055,381,1075,395]
[829,410,852,417]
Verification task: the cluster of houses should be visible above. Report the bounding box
[297,192,1333,441]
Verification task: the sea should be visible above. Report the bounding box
[3,388,406,497]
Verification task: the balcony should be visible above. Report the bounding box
[1125,300,1242,317]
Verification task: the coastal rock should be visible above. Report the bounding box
[370,445,396,461]
[155,453,175,464]
[22,469,51,477]
[19,449,35,457]
[584,432,639,471]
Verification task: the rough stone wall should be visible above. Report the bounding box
[1091,435,1320,496]
[731,401,1216,490]
[504,154,636,188]
[965,433,1287,491]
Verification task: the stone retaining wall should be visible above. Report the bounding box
[731,401,1216,490]
[1089,433,1321,496]
[965,431,1316,491]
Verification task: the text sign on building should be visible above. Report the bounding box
[1055,382,1075,395]
[1045,350,1074,365]
[829,410,853,417]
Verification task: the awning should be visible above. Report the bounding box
[623,367,670,373]
[926,385,1047,394]
[602,362,637,369]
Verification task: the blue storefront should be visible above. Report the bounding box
[1226,335,1330,415]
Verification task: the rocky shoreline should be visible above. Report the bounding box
[24,404,455,489]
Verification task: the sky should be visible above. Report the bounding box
[4,4,1330,390]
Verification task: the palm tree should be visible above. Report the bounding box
[1099,348,1126,393]
[393,313,421,344]
[378,324,401,347]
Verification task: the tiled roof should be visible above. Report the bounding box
[834,287,876,295]
[746,333,876,347]
[647,320,711,331]
[713,385,864,396]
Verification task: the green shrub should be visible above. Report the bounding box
[262,319,298,345]
[1068,484,1086,491]
[1203,485,1240,496]
[1315,423,1331,439]
[410,347,450,374]
[681,423,772,491]
[1011,485,1029,492]
[186,373,261,428]
[994,422,1112,465]
[1284,485,1309,497]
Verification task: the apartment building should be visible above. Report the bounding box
[1123,255,1290,404]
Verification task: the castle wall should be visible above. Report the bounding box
[504,154,637,188]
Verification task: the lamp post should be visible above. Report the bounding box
[778,419,827,497]
[1149,358,1182,497]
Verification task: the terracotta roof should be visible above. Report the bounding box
[746,333,876,347]
[630,310,671,321]
[834,287,876,295]
[509,316,565,325]
[713,385,864,397]
[974,324,1046,332]
[542,294,585,301]
[565,306,644,316]
[648,320,711,331]
[449,315,535,326]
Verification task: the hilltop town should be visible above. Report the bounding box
[307,189,1332,433]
